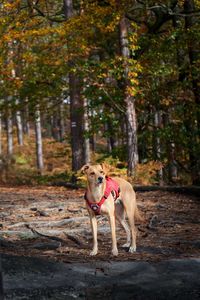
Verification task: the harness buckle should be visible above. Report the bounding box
[91,203,100,212]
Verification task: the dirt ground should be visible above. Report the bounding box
[0,186,200,263]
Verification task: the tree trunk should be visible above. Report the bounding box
[35,105,44,172]
[64,0,85,171]
[16,99,23,146]
[119,17,139,176]
[59,101,65,141]
[83,97,90,164]
[7,108,13,156]
[169,142,178,181]
[163,112,178,183]
[184,0,200,117]
[23,99,30,136]
[69,74,84,171]
[184,0,200,184]
[91,134,96,153]
[154,111,164,185]
[0,255,3,300]
[51,114,60,141]
[0,112,2,155]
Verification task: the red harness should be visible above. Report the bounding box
[84,177,120,215]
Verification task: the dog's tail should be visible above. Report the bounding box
[134,204,144,222]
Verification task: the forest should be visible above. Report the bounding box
[1,2,200,299]
[0,0,199,186]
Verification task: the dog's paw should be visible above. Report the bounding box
[122,242,131,248]
[90,249,98,256]
[111,248,118,256]
[129,246,136,253]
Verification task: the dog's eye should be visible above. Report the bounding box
[90,172,95,176]
[100,171,104,174]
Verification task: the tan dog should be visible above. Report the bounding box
[81,163,142,256]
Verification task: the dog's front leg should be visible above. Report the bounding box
[109,214,118,256]
[89,214,98,256]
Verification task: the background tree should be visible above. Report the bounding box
[0,0,199,184]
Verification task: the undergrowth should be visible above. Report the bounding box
[0,131,184,186]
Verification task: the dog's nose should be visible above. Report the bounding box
[98,176,103,183]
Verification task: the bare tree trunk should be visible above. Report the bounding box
[64,0,85,171]
[83,97,90,164]
[63,0,73,18]
[7,108,13,156]
[51,114,60,141]
[0,112,2,155]
[184,0,200,120]
[154,111,163,185]
[35,105,44,172]
[23,99,30,136]
[16,99,23,146]
[169,142,178,180]
[91,134,96,153]
[184,0,200,184]
[119,17,138,176]
[163,112,178,183]
[69,74,84,171]
[59,101,65,141]
[7,40,24,146]
[0,255,3,300]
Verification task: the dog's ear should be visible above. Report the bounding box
[81,164,90,174]
[100,163,110,175]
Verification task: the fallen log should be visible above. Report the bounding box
[7,217,89,229]
[25,224,67,245]
[64,233,83,247]
[135,185,200,197]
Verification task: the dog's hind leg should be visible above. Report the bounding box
[126,206,137,253]
[115,202,131,248]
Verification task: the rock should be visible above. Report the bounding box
[37,210,49,217]
[30,207,37,211]
[2,254,200,300]
[30,241,61,250]
[0,212,9,218]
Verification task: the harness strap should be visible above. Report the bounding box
[84,177,120,215]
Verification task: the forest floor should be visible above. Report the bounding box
[0,186,199,261]
[1,186,200,299]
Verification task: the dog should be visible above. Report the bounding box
[81,163,142,256]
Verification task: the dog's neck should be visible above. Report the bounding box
[87,181,106,202]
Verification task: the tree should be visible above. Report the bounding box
[35,104,44,173]
[63,0,86,172]
[119,16,139,176]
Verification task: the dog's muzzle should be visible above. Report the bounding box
[97,176,103,184]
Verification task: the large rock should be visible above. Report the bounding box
[2,254,200,299]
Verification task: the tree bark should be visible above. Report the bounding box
[6,107,13,156]
[119,17,139,176]
[23,99,30,136]
[184,0,200,184]
[0,112,2,155]
[63,0,85,171]
[51,114,60,141]
[184,0,200,112]
[59,101,65,141]
[16,99,24,146]
[154,111,164,185]
[0,255,3,300]
[83,97,90,164]
[69,74,84,170]
[8,40,24,146]
[35,105,44,172]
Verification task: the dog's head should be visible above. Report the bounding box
[81,163,108,186]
